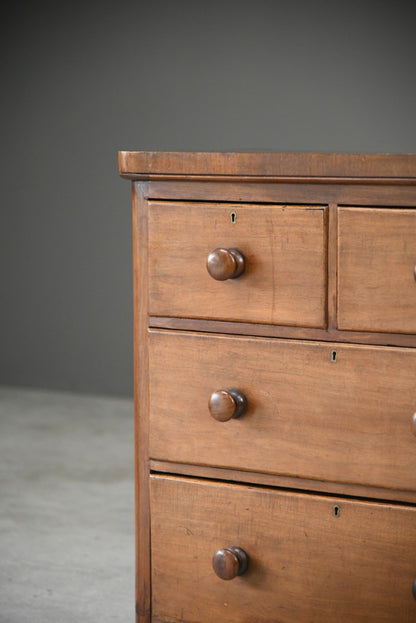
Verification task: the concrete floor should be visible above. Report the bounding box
[0,386,135,622]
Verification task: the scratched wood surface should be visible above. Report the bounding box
[150,475,416,623]
[148,202,327,328]
[149,330,416,492]
[338,207,416,334]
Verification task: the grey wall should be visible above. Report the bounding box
[1,1,415,397]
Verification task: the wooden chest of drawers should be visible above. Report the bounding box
[119,152,416,623]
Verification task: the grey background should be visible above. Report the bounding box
[1,0,415,397]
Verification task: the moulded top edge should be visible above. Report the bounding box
[118,151,416,180]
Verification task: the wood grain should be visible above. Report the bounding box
[208,389,247,422]
[147,180,416,206]
[149,330,416,492]
[150,475,416,623]
[119,153,416,623]
[132,182,151,623]
[338,208,416,334]
[148,202,327,328]
[327,204,338,330]
[212,547,249,580]
[119,151,416,180]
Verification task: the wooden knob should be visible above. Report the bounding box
[212,546,249,580]
[208,389,247,422]
[412,413,416,436]
[206,248,245,281]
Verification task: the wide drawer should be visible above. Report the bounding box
[338,207,416,334]
[148,202,327,328]
[150,475,416,623]
[149,330,416,492]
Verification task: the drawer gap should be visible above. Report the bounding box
[149,466,416,508]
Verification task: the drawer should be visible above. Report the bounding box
[148,202,327,328]
[150,475,416,623]
[149,330,416,492]
[338,207,416,333]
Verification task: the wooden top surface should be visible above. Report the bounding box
[118,151,416,180]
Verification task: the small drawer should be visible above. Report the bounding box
[148,202,327,328]
[150,475,416,623]
[149,330,416,492]
[338,207,416,334]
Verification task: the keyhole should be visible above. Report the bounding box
[333,505,340,518]
[331,350,337,363]
[230,211,237,224]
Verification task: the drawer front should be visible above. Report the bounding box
[149,330,416,491]
[148,202,327,328]
[151,476,416,623]
[338,207,416,334]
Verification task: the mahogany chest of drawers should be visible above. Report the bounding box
[119,152,416,623]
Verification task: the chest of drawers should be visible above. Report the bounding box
[119,152,416,623]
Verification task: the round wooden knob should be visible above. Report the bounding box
[206,248,245,281]
[412,413,416,436]
[208,389,247,422]
[212,546,249,580]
